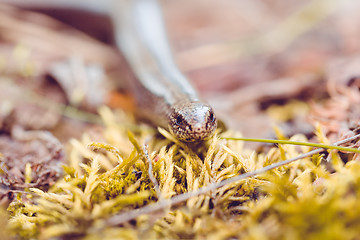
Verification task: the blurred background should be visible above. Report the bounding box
[0,0,360,141]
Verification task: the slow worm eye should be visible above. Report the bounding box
[176,115,183,126]
[209,112,215,122]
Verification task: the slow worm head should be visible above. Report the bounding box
[168,101,217,142]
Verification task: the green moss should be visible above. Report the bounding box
[5,107,360,239]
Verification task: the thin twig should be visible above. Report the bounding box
[106,133,360,226]
[144,144,161,198]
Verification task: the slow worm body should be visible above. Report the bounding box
[5,0,217,142]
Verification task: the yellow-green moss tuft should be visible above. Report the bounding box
[5,107,360,239]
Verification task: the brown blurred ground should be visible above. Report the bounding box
[0,0,360,140]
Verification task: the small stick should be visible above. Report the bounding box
[144,144,161,198]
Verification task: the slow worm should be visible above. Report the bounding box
[4,0,218,142]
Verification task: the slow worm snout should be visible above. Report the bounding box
[168,102,217,142]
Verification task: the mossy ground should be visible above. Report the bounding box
[4,107,360,240]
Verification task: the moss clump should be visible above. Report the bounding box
[5,107,360,239]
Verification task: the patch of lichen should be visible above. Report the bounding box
[5,107,360,239]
